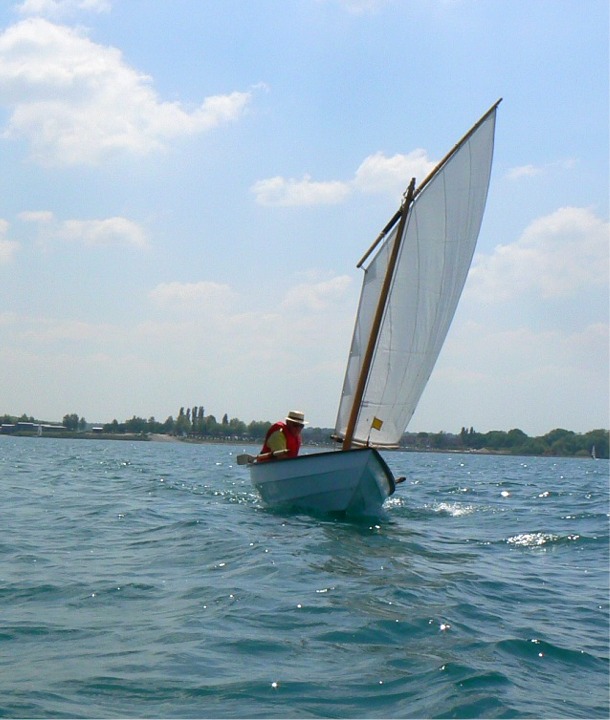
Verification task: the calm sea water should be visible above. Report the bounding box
[0,437,608,719]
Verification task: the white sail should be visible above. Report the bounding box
[335,105,498,447]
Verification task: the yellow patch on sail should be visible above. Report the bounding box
[371,417,384,431]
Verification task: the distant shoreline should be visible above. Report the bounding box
[1,430,606,460]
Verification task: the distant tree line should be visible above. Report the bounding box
[101,406,273,441]
[1,410,608,458]
[403,427,608,459]
[1,413,37,425]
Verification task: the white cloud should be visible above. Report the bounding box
[281,275,352,311]
[0,18,253,165]
[58,217,148,247]
[19,317,117,343]
[352,149,435,195]
[0,218,20,263]
[0,239,20,263]
[506,158,576,181]
[251,149,435,207]
[468,206,609,302]
[251,175,351,207]
[17,0,111,18]
[507,164,543,180]
[149,281,237,310]
[21,210,148,248]
[0,311,18,326]
[18,210,54,223]
[319,0,390,13]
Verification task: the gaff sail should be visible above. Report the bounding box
[335,102,500,448]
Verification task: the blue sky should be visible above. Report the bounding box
[0,0,607,435]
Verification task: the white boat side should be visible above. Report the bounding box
[249,448,396,516]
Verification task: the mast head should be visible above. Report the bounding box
[401,177,417,208]
[403,177,416,201]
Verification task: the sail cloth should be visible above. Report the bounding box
[335,106,498,447]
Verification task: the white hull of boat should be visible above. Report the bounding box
[249,448,396,516]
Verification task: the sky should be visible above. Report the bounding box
[0,0,608,436]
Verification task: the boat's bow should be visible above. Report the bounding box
[249,448,395,515]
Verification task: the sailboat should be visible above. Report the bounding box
[245,100,501,516]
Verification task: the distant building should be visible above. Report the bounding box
[41,424,67,432]
[5,422,68,434]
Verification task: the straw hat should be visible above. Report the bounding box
[285,410,308,426]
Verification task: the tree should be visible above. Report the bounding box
[483,430,508,449]
[198,407,206,434]
[206,414,218,435]
[583,429,609,459]
[506,428,528,448]
[175,412,191,436]
[543,428,573,446]
[229,417,247,436]
[431,431,448,449]
[63,413,79,431]
[543,428,578,456]
[519,438,548,456]
[247,420,271,439]
[125,416,147,434]
[416,432,430,449]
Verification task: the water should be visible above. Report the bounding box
[1,437,608,719]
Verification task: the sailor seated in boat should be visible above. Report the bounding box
[258,410,307,461]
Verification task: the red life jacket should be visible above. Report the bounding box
[259,421,301,461]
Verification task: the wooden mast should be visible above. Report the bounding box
[342,177,416,451]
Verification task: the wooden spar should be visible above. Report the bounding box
[342,177,416,452]
[356,99,501,270]
[357,208,402,269]
[413,98,502,201]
